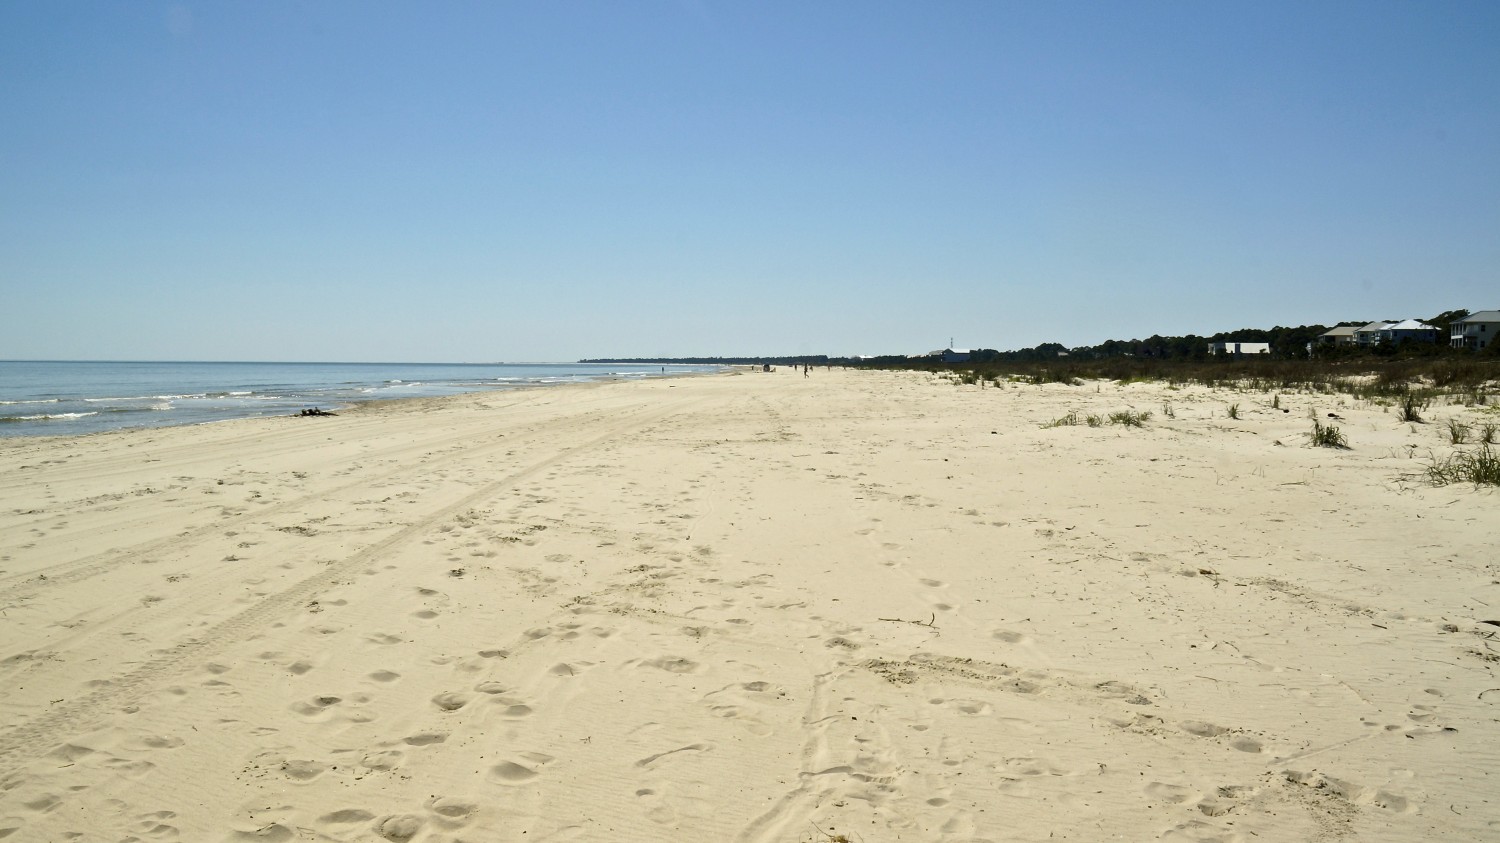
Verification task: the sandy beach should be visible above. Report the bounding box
[0,368,1495,842]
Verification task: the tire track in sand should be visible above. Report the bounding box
[0,397,701,774]
[0,400,651,602]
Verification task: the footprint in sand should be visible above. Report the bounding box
[1145,781,1200,805]
[703,683,783,736]
[1178,721,1228,738]
[1284,770,1413,812]
[1001,755,1074,777]
[225,823,296,842]
[121,734,185,751]
[319,809,376,824]
[431,691,471,712]
[128,810,178,839]
[361,750,404,771]
[425,796,478,827]
[488,752,554,784]
[281,759,328,781]
[1177,720,1263,752]
[290,695,343,718]
[1229,736,1263,753]
[372,813,424,841]
[637,656,702,674]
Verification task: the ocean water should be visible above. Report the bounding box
[0,360,716,438]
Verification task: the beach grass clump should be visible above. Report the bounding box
[1309,419,1348,448]
[1162,402,1175,418]
[1447,419,1471,445]
[1108,410,1151,427]
[1019,369,1085,386]
[1086,414,1104,427]
[1227,403,1241,420]
[1425,445,1500,486]
[1398,394,1426,423]
[1481,421,1498,445]
[1045,411,1080,428]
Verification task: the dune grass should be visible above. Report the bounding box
[1109,410,1151,427]
[1309,420,1349,449]
[1425,445,1500,486]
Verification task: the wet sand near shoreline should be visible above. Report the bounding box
[0,368,1494,842]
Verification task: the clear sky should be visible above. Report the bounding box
[2,1,1497,361]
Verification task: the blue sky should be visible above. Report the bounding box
[2,1,1497,361]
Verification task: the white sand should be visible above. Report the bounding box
[0,369,1495,842]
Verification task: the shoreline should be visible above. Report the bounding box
[0,366,726,445]
[0,368,1493,841]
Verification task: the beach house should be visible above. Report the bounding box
[1450,310,1500,351]
[1315,326,1359,347]
[1377,320,1440,345]
[1206,342,1271,356]
[1353,321,1392,347]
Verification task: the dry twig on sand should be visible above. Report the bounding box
[877,612,938,630]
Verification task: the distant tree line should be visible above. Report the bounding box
[883,308,1487,366]
[579,356,831,366]
[583,309,1494,368]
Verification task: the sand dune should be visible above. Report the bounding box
[0,369,1495,842]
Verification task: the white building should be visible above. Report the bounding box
[1353,321,1392,347]
[1207,342,1271,356]
[1451,310,1500,351]
[1377,319,1440,344]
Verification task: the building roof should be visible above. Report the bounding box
[1383,319,1437,331]
[1320,326,1358,337]
[1355,321,1391,332]
[1453,310,1500,323]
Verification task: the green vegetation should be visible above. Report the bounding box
[1309,420,1348,449]
[1227,403,1240,420]
[1109,410,1151,427]
[1425,445,1500,487]
[1399,394,1426,423]
[905,355,1497,419]
[1447,419,1471,445]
